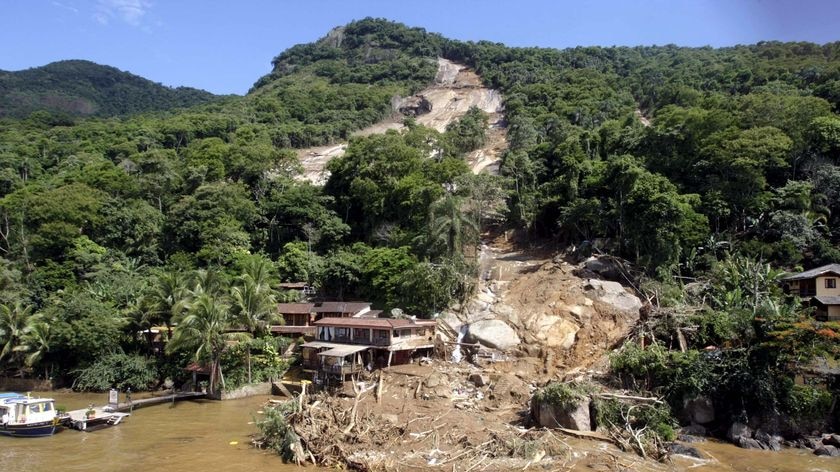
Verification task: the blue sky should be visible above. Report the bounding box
[2,1,838,95]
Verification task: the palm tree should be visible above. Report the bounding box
[428,192,478,259]
[0,302,34,369]
[231,256,280,383]
[16,319,52,379]
[231,276,279,337]
[143,270,190,343]
[166,293,247,395]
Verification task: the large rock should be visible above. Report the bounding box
[398,95,432,116]
[728,422,752,442]
[737,437,765,450]
[683,396,715,424]
[824,434,840,447]
[585,279,642,313]
[583,257,623,280]
[532,397,591,431]
[465,319,521,350]
[814,445,840,457]
[754,430,782,451]
[668,442,705,459]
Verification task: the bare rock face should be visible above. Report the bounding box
[465,319,521,351]
[532,397,591,431]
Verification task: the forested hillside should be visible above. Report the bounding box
[0,60,218,118]
[0,17,838,421]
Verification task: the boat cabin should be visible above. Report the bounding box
[0,393,60,437]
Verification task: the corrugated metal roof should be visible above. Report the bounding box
[277,303,314,314]
[313,317,436,328]
[781,264,840,281]
[312,302,370,313]
[814,295,840,306]
[317,345,370,357]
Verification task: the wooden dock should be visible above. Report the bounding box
[65,391,206,431]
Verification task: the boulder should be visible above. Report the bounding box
[583,257,623,280]
[425,373,443,388]
[814,445,840,457]
[683,396,715,424]
[737,437,765,450]
[532,396,591,431]
[398,95,432,116]
[585,279,642,313]
[824,434,840,447]
[680,424,707,437]
[468,373,490,387]
[465,319,521,350]
[728,422,752,442]
[803,437,823,450]
[667,442,705,459]
[754,430,782,451]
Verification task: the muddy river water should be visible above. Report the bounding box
[0,392,836,472]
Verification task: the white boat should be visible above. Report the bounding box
[0,392,65,437]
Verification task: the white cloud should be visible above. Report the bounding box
[51,1,80,14]
[94,0,152,26]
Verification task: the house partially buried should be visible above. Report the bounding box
[781,263,840,321]
[300,317,436,386]
[272,301,379,337]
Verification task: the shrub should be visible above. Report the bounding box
[782,384,833,420]
[72,352,158,391]
[533,381,593,409]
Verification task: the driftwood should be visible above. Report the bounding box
[556,427,618,445]
[594,392,664,404]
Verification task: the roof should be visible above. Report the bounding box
[813,295,840,306]
[279,282,308,289]
[300,341,339,349]
[318,345,370,357]
[314,317,436,329]
[781,264,840,281]
[277,303,314,314]
[312,301,370,314]
[356,309,383,319]
[269,325,316,334]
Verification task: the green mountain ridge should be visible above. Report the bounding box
[0,59,218,118]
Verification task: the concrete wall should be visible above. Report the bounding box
[828,305,840,321]
[207,381,273,400]
[816,276,840,297]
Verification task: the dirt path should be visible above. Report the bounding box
[295,58,505,185]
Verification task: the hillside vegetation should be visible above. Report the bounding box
[0,60,217,118]
[0,19,837,435]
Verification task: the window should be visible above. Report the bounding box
[335,327,350,338]
[374,329,389,340]
[353,328,369,340]
[826,278,837,289]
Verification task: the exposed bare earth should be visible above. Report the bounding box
[295,58,505,185]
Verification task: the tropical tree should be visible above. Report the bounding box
[142,270,190,341]
[16,319,52,379]
[167,293,247,394]
[427,192,478,259]
[0,301,34,369]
